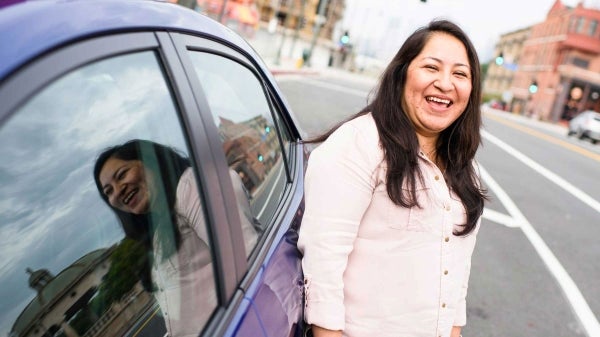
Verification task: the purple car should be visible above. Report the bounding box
[0,1,307,337]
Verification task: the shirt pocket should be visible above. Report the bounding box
[389,184,442,233]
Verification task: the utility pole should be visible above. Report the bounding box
[305,0,329,66]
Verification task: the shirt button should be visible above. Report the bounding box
[434,175,440,181]
[442,303,446,308]
[444,237,450,242]
[444,270,448,275]
[445,205,451,211]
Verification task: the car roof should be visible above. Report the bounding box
[0,0,260,80]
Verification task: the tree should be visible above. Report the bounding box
[97,238,148,305]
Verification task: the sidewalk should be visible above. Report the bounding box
[245,25,337,76]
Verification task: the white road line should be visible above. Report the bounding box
[482,129,600,214]
[482,207,520,228]
[480,163,600,337]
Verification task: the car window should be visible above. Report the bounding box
[187,51,290,257]
[0,51,217,337]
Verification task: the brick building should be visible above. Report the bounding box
[509,0,600,121]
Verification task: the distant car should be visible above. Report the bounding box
[0,1,307,337]
[485,99,505,110]
[567,110,600,144]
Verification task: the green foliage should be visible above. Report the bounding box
[97,238,147,305]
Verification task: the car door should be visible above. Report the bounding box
[0,31,266,337]
[165,33,306,337]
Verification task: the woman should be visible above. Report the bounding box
[297,20,487,337]
[93,139,217,337]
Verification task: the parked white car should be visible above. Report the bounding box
[567,110,600,144]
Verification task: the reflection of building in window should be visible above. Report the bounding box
[10,247,155,337]
[219,116,279,194]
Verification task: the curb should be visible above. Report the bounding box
[269,68,320,76]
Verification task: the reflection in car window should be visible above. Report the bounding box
[188,52,289,257]
[0,52,216,337]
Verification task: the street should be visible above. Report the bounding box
[275,70,600,337]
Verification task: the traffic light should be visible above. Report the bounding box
[495,52,504,66]
[529,80,538,94]
[340,31,350,45]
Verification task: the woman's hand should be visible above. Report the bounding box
[311,325,343,337]
[451,326,462,337]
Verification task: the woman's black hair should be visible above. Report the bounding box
[93,139,190,290]
[309,19,486,236]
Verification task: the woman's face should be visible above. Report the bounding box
[99,157,153,214]
[402,32,472,141]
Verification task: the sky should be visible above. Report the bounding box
[341,0,600,63]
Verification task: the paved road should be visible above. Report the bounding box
[275,70,600,337]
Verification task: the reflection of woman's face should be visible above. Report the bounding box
[99,157,152,214]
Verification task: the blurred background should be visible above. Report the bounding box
[173,0,600,125]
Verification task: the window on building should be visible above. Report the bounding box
[569,16,578,32]
[577,17,585,33]
[572,57,590,69]
[589,20,598,36]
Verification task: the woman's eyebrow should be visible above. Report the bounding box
[424,56,470,69]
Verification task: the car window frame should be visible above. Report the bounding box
[169,31,307,337]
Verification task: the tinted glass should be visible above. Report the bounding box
[0,51,217,337]
[188,52,289,257]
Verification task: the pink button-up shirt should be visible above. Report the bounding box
[297,113,480,337]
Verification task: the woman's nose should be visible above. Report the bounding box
[434,73,453,91]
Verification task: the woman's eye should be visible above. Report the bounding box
[117,169,127,180]
[425,65,437,71]
[104,188,112,196]
[454,71,468,78]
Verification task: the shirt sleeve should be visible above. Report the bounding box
[297,121,380,331]
[176,168,210,245]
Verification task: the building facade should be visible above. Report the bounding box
[509,0,600,121]
[255,0,344,41]
[483,27,531,109]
